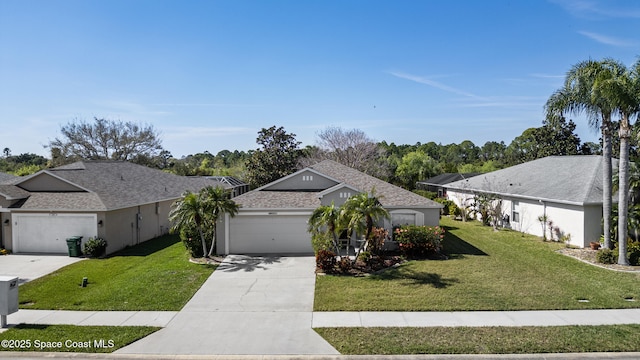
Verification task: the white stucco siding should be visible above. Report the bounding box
[446,189,596,248]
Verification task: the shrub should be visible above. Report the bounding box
[367,227,388,255]
[358,250,371,264]
[338,257,352,273]
[316,249,337,273]
[82,237,107,258]
[628,242,640,266]
[311,232,334,255]
[394,225,445,258]
[434,198,458,216]
[178,222,212,258]
[596,248,618,264]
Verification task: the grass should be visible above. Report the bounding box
[19,234,215,311]
[314,217,640,311]
[0,324,160,353]
[315,325,640,354]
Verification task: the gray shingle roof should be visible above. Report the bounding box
[418,173,480,186]
[0,172,16,184]
[444,155,612,205]
[13,161,229,211]
[0,185,30,200]
[234,160,442,209]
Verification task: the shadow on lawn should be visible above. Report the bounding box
[111,234,179,257]
[442,225,488,259]
[371,268,458,288]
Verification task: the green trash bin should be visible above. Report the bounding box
[66,236,82,257]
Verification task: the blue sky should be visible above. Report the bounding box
[1,0,638,158]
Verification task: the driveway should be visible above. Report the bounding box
[118,255,339,355]
[0,254,83,284]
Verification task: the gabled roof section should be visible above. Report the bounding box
[234,160,442,209]
[318,183,361,197]
[309,160,442,208]
[17,171,88,192]
[11,161,229,211]
[444,156,611,205]
[0,185,30,200]
[258,167,340,192]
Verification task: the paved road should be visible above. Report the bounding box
[116,255,339,355]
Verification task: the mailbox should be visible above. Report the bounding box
[0,276,18,327]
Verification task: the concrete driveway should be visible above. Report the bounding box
[0,254,83,284]
[118,255,338,355]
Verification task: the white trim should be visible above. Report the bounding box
[236,211,313,216]
[253,168,340,191]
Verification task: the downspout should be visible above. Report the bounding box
[539,200,547,239]
[224,212,230,255]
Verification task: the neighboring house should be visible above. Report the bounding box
[204,176,249,197]
[417,173,480,197]
[0,161,228,254]
[444,155,613,248]
[216,160,443,255]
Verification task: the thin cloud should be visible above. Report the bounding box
[552,0,640,19]
[388,71,483,99]
[150,103,265,108]
[530,73,565,79]
[578,31,637,47]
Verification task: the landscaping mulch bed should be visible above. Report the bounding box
[558,248,640,272]
[317,255,406,276]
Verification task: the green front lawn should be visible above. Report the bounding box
[0,324,160,353]
[315,325,640,354]
[315,217,640,311]
[19,234,215,311]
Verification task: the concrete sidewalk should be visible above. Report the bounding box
[4,309,177,328]
[312,309,640,327]
[7,308,640,329]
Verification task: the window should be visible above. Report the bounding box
[302,175,313,181]
[339,192,352,198]
[392,213,416,227]
[511,201,520,223]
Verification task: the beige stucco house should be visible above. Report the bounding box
[0,161,226,255]
[444,156,612,248]
[216,160,443,255]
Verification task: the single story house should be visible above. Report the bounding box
[0,161,227,254]
[216,159,443,255]
[443,155,613,248]
[417,173,480,197]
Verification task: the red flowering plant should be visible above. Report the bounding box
[394,225,445,258]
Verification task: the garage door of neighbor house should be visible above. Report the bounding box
[13,213,97,254]
[229,214,313,254]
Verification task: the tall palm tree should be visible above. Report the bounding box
[599,59,640,265]
[545,59,625,250]
[341,188,390,260]
[308,201,343,257]
[201,186,239,257]
[169,191,209,257]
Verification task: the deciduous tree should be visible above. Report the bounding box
[245,126,301,187]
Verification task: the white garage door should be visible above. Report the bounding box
[229,214,313,254]
[13,213,97,254]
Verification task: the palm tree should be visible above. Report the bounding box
[308,202,343,257]
[341,188,390,260]
[600,59,640,265]
[201,186,239,257]
[545,59,625,250]
[169,190,209,257]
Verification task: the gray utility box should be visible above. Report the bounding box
[0,276,18,327]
